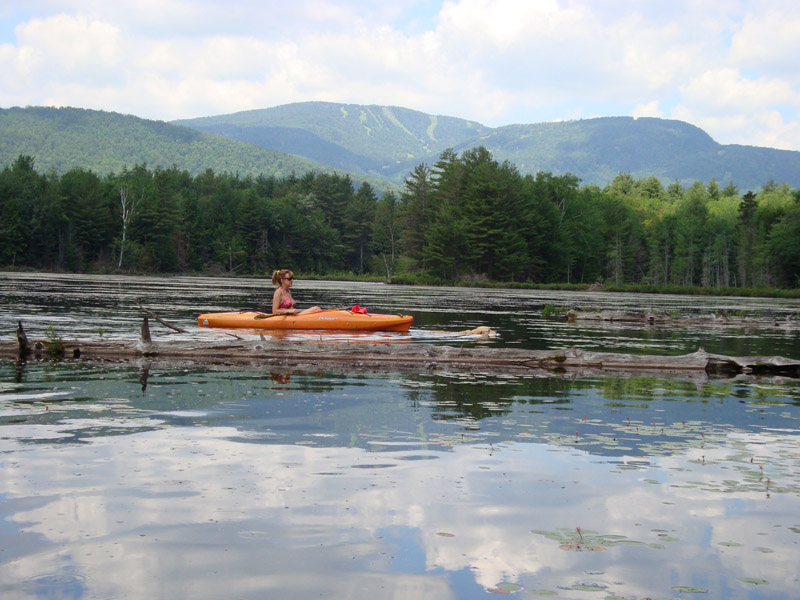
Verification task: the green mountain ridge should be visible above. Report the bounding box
[0,106,338,180]
[2,102,799,191]
[172,102,491,180]
[175,101,800,190]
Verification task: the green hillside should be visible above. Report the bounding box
[3,103,800,191]
[0,106,332,178]
[173,101,491,179]
[176,103,800,190]
[461,117,800,188]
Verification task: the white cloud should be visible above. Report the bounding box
[633,101,663,119]
[673,104,800,150]
[681,68,799,114]
[0,0,799,149]
[670,67,800,149]
[730,5,800,75]
[15,14,122,73]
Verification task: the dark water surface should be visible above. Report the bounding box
[1,273,799,599]
[1,272,799,356]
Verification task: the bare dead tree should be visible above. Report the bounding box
[117,186,140,269]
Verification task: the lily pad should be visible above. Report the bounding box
[497,583,523,592]
[738,577,768,585]
[573,582,607,591]
[671,586,709,593]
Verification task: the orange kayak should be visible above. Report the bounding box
[197,309,413,332]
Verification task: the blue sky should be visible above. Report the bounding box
[1,0,799,150]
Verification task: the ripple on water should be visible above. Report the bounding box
[26,570,87,589]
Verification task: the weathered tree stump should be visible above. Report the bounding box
[16,321,29,357]
[140,317,152,345]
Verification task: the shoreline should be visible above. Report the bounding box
[2,269,799,299]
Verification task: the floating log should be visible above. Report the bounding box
[569,310,798,328]
[0,337,797,379]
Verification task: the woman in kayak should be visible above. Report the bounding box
[271,269,322,315]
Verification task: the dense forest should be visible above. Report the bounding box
[1,149,799,289]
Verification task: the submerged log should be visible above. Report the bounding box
[0,338,797,379]
[570,310,798,328]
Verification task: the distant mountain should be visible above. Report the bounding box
[464,117,800,188]
[175,102,800,190]
[173,102,490,181]
[3,103,799,192]
[0,106,335,179]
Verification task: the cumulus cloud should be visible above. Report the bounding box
[671,68,800,149]
[633,101,663,119]
[729,3,800,75]
[0,0,799,149]
[681,68,799,114]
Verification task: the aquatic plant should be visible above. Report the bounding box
[45,322,64,357]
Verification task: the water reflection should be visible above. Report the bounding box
[1,361,798,599]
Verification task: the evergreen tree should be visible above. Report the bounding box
[344,182,377,273]
[423,149,471,279]
[59,168,112,269]
[737,191,758,287]
[0,156,62,269]
[519,174,563,283]
[528,172,581,281]
[460,148,527,280]
[0,156,33,266]
[672,182,709,285]
[235,188,267,274]
[647,207,677,285]
[702,195,739,288]
[399,163,434,268]
[766,196,800,287]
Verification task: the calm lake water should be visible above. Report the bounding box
[1,271,799,356]
[1,273,799,599]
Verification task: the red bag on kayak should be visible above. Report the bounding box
[350,305,368,314]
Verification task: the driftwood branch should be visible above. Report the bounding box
[137,304,187,333]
